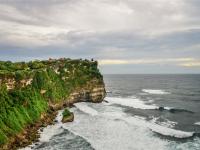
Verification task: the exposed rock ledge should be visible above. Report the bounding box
[48,79,106,111]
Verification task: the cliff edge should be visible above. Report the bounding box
[0,58,106,149]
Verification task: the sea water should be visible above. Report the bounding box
[22,74,200,150]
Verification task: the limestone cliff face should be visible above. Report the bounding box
[48,79,106,111]
[68,79,106,103]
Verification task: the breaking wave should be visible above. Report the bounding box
[123,116,194,139]
[105,97,193,114]
[22,100,200,150]
[195,122,200,126]
[74,103,98,116]
[142,89,170,95]
[157,107,194,114]
[73,101,196,139]
[105,97,158,110]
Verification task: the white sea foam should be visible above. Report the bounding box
[142,89,170,95]
[56,110,64,122]
[38,123,64,142]
[74,101,193,139]
[123,116,194,138]
[76,98,194,139]
[64,106,169,150]
[164,107,173,110]
[20,110,65,150]
[169,138,200,150]
[22,100,198,150]
[101,106,126,119]
[101,97,193,138]
[74,102,98,116]
[150,117,177,128]
[39,110,64,142]
[194,122,200,125]
[105,97,159,110]
[148,122,194,138]
[64,102,197,150]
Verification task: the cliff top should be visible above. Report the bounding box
[0,58,100,79]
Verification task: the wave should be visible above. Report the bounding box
[150,117,177,128]
[72,102,199,140]
[105,97,194,115]
[123,116,194,139]
[20,110,65,150]
[74,103,98,116]
[195,122,200,126]
[157,107,194,114]
[73,101,194,139]
[103,97,198,139]
[22,101,200,150]
[39,110,64,142]
[86,98,195,139]
[142,89,170,95]
[63,106,170,150]
[105,97,159,110]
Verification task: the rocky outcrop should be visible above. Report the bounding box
[62,113,74,123]
[68,80,106,104]
[61,108,74,123]
[90,86,106,102]
[48,79,106,111]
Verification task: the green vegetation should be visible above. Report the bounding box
[0,58,103,145]
[62,109,72,117]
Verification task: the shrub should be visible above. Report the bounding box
[62,109,71,117]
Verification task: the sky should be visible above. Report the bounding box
[0,0,200,74]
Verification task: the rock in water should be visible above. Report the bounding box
[62,109,74,123]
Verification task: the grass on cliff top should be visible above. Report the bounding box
[0,58,98,72]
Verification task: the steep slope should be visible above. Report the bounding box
[0,58,106,149]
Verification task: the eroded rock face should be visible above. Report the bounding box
[90,86,106,102]
[68,79,106,104]
[47,79,106,112]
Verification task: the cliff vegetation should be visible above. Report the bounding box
[0,58,105,148]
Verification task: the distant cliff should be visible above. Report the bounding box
[0,58,106,149]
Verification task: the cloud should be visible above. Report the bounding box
[99,58,197,65]
[179,61,200,67]
[0,0,200,73]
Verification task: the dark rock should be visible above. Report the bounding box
[158,107,165,111]
[104,100,109,103]
[62,113,74,123]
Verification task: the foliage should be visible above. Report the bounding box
[0,58,103,145]
[62,109,71,117]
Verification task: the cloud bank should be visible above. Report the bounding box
[0,0,200,73]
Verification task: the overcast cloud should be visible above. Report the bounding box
[0,0,200,73]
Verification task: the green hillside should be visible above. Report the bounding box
[0,58,104,147]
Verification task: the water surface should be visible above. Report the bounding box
[23,74,200,150]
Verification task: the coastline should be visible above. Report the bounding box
[0,59,106,150]
[1,79,106,150]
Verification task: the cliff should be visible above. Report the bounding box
[0,58,106,149]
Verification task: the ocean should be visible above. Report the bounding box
[23,74,200,150]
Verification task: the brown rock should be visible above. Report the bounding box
[62,113,74,123]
